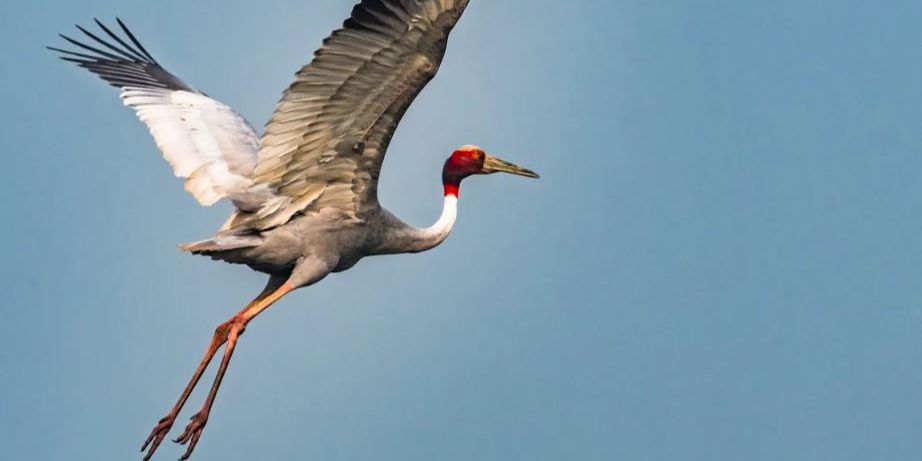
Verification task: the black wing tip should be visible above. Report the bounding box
[51,18,158,64]
[46,45,75,56]
[46,45,72,60]
[115,17,158,63]
[49,18,193,92]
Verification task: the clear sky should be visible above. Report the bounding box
[2,0,922,460]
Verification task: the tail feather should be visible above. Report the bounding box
[179,234,262,254]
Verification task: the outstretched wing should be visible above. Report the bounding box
[50,19,260,206]
[244,0,470,229]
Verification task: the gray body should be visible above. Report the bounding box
[204,207,431,280]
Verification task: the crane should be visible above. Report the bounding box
[50,0,537,459]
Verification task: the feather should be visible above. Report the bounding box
[50,19,261,206]
[247,0,470,229]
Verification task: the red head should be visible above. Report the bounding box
[442,145,539,197]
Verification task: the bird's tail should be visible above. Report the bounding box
[179,234,262,255]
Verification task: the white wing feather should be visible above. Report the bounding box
[51,20,261,206]
[121,88,259,205]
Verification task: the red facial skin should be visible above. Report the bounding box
[442,148,485,197]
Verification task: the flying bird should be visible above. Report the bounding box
[50,0,537,459]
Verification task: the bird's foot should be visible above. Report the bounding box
[174,410,209,460]
[141,413,176,461]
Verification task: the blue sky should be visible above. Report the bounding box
[2,1,922,460]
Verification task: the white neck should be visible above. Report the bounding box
[385,193,457,254]
[419,194,458,248]
[378,193,460,255]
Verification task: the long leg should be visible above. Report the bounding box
[141,275,287,461]
[173,280,297,460]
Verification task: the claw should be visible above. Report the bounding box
[178,431,202,461]
[141,414,176,461]
[174,410,209,460]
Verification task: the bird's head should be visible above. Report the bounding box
[442,145,539,196]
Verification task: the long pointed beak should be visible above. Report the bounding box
[482,154,540,179]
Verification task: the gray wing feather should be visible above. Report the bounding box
[242,0,470,230]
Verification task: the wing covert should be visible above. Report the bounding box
[246,0,470,229]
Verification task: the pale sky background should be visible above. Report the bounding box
[2,1,922,460]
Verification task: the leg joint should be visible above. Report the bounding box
[213,317,246,341]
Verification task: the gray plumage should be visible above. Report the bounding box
[53,0,470,289]
[185,0,473,287]
[50,1,537,460]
